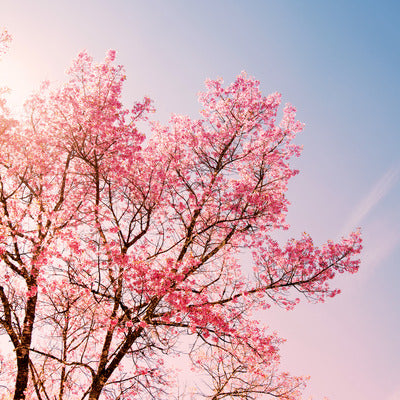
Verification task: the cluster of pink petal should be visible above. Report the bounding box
[0,30,11,57]
[251,230,362,308]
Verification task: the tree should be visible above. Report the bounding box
[0,41,362,400]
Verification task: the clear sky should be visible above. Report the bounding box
[1,1,400,399]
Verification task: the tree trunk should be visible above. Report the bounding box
[13,348,30,400]
[13,290,37,400]
[88,377,105,400]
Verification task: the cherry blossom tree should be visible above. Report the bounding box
[0,40,362,400]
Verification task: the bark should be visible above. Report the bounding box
[13,290,38,400]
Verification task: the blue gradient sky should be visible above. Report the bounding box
[1,1,399,399]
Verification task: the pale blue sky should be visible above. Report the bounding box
[1,1,399,399]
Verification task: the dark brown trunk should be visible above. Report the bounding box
[88,377,105,400]
[13,348,30,400]
[13,289,37,400]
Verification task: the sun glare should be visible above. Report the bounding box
[0,55,36,115]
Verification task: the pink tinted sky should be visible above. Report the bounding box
[1,1,399,399]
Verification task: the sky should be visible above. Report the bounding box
[1,1,399,399]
